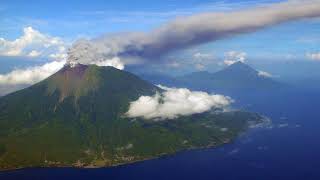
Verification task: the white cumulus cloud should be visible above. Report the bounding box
[224,51,247,66]
[0,27,67,61]
[126,85,233,120]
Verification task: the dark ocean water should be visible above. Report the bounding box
[1,89,320,180]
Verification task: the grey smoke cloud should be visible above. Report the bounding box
[68,0,320,66]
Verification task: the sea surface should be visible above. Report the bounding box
[1,89,320,180]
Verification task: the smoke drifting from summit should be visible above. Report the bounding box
[67,39,125,69]
[67,0,320,67]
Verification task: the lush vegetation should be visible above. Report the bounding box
[0,65,262,170]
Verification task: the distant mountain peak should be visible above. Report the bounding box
[229,61,246,66]
[174,61,283,92]
[213,62,264,81]
[224,62,258,74]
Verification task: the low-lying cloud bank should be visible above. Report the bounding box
[68,0,320,66]
[0,60,65,85]
[0,58,124,87]
[126,85,233,120]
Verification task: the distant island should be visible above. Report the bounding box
[0,64,264,170]
[141,62,287,95]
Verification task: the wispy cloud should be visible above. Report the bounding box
[258,70,273,78]
[297,36,320,44]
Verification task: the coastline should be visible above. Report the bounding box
[0,139,233,172]
[0,114,267,172]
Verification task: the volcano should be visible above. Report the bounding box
[178,62,285,93]
[0,64,262,170]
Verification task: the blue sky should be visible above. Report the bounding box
[0,0,320,78]
[1,0,283,39]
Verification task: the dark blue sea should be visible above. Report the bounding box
[1,89,320,180]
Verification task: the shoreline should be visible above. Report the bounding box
[0,140,232,173]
